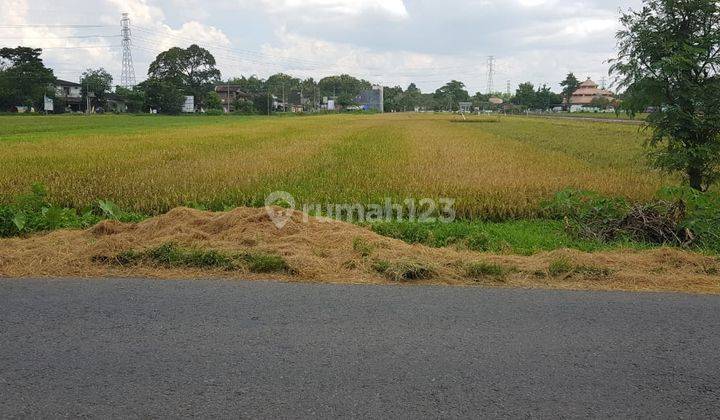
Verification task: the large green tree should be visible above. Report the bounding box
[138,77,185,115]
[560,73,580,108]
[80,68,112,109]
[148,44,221,110]
[318,74,371,106]
[512,82,536,108]
[0,47,55,111]
[434,80,469,111]
[611,0,720,191]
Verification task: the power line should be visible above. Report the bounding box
[0,35,120,40]
[0,24,111,28]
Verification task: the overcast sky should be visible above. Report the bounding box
[0,0,643,94]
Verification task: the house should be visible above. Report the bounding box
[215,84,253,113]
[54,79,83,112]
[568,78,614,110]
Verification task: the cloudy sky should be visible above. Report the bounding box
[0,0,642,93]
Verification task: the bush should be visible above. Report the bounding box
[544,189,692,247]
[0,184,99,236]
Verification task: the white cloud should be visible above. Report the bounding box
[249,0,409,21]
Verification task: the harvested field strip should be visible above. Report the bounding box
[1,206,718,294]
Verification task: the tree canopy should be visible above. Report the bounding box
[610,0,720,190]
[80,68,113,106]
[0,47,55,111]
[560,73,580,107]
[148,44,221,110]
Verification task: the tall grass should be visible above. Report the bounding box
[0,113,666,219]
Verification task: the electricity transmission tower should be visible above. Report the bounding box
[120,13,136,88]
[506,80,511,96]
[486,56,495,95]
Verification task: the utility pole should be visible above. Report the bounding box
[600,76,607,90]
[486,56,495,95]
[120,13,136,88]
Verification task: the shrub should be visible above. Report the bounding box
[544,189,692,247]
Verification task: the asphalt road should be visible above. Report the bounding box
[1,279,719,418]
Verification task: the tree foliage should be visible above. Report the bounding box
[560,73,580,107]
[0,47,55,111]
[80,68,113,107]
[138,78,185,115]
[610,0,720,191]
[148,44,221,110]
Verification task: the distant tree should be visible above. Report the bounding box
[300,77,318,109]
[115,85,145,113]
[232,98,256,115]
[512,82,536,108]
[0,47,55,111]
[227,75,265,95]
[383,85,403,112]
[318,74,371,105]
[148,44,221,110]
[434,80,469,111]
[266,73,301,110]
[560,73,580,108]
[535,84,562,110]
[610,0,720,191]
[590,96,611,109]
[80,68,112,109]
[205,91,222,110]
[398,83,421,111]
[139,77,185,115]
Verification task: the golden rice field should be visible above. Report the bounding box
[0,113,668,219]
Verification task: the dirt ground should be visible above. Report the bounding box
[1,207,718,294]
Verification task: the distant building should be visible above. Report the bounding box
[569,78,614,107]
[54,79,83,112]
[215,84,253,113]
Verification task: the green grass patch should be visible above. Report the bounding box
[465,261,512,281]
[548,257,574,277]
[96,242,290,273]
[241,252,290,273]
[369,219,650,255]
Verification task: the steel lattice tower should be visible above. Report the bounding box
[486,56,495,95]
[120,13,136,88]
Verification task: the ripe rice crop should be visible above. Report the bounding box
[0,113,668,219]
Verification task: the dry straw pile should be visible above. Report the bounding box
[1,206,718,294]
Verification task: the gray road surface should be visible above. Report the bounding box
[1,278,719,418]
